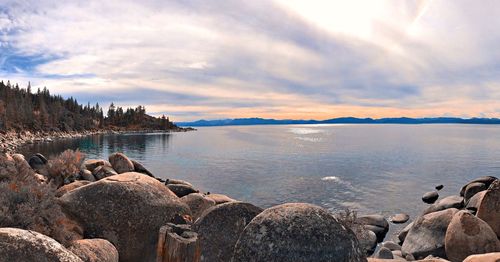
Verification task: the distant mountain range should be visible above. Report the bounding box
[176,117,500,127]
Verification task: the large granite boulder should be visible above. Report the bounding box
[108,153,134,174]
[59,172,191,262]
[354,227,378,256]
[401,208,458,259]
[0,227,83,262]
[464,182,488,202]
[445,211,500,262]
[231,203,366,262]
[180,193,216,220]
[131,160,154,177]
[193,202,262,262]
[476,180,500,238]
[465,190,486,211]
[68,239,119,262]
[423,195,464,215]
[398,221,414,244]
[167,183,199,197]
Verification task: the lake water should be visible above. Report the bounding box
[20,124,500,238]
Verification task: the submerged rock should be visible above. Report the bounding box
[108,153,134,174]
[68,239,119,262]
[193,202,262,262]
[232,203,366,262]
[59,172,191,262]
[445,210,500,262]
[422,191,439,204]
[0,227,83,262]
[401,208,458,259]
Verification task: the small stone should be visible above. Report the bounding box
[435,184,444,190]
[389,213,409,224]
[422,191,439,204]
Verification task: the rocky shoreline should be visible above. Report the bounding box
[0,127,195,153]
[0,150,498,262]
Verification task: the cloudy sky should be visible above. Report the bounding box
[1,0,500,121]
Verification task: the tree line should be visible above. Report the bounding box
[0,80,176,132]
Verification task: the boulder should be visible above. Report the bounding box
[83,159,111,172]
[463,252,500,262]
[354,227,377,256]
[206,193,236,204]
[423,195,464,215]
[389,213,409,224]
[131,160,154,177]
[401,208,458,259]
[179,193,216,220]
[59,172,191,262]
[476,180,500,238]
[108,153,134,174]
[445,211,500,262]
[165,178,193,187]
[422,191,439,204]
[28,153,48,170]
[464,182,488,202]
[231,203,366,262]
[193,202,262,262]
[56,180,92,197]
[375,247,393,259]
[460,176,498,196]
[382,241,402,251]
[0,227,83,262]
[92,165,118,180]
[398,221,414,244]
[465,190,486,211]
[166,183,198,197]
[68,239,119,262]
[79,169,96,182]
[357,214,389,242]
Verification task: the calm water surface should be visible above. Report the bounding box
[20,124,500,237]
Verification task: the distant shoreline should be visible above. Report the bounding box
[177,117,500,127]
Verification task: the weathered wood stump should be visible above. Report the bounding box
[157,223,201,262]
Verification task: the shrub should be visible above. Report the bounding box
[0,151,83,246]
[47,149,85,188]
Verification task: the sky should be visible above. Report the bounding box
[1,0,500,121]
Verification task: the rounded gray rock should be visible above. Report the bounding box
[422,191,439,204]
[354,227,377,256]
[459,176,498,196]
[108,153,134,174]
[423,195,464,215]
[83,159,111,172]
[80,169,96,182]
[401,208,458,259]
[59,172,191,262]
[464,182,488,202]
[167,183,198,197]
[0,227,83,262]
[375,247,393,259]
[180,193,216,220]
[389,213,409,224]
[477,179,500,237]
[193,202,262,262]
[231,203,366,262]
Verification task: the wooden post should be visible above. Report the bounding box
[157,223,201,262]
